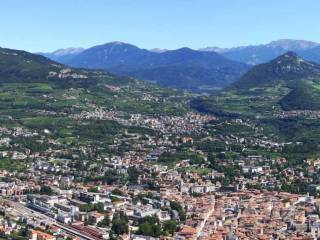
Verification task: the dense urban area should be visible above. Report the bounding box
[4,103,320,240]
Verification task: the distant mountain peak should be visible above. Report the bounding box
[109,41,126,45]
[171,47,218,56]
[273,51,317,69]
[267,39,319,50]
[281,51,299,57]
[200,39,320,65]
[52,47,84,56]
[275,51,300,63]
[198,47,227,53]
[149,48,168,53]
[175,47,194,52]
[264,51,320,76]
[232,52,320,89]
[91,42,135,50]
[102,41,139,48]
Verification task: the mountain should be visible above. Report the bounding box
[127,47,250,90]
[0,47,64,83]
[192,52,320,116]
[267,39,319,50]
[61,42,154,71]
[231,51,320,89]
[41,42,250,92]
[200,39,320,65]
[298,46,320,63]
[40,47,84,63]
[149,48,168,53]
[0,47,108,89]
[198,47,228,53]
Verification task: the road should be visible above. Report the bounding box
[195,204,215,239]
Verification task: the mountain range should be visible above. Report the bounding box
[3,45,320,144]
[40,39,320,92]
[40,42,249,92]
[40,48,85,63]
[200,39,320,65]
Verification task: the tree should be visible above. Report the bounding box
[80,203,104,213]
[88,187,99,193]
[97,216,110,228]
[170,201,186,221]
[162,220,178,236]
[40,185,53,196]
[136,215,161,237]
[111,188,124,196]
[127,167,140,184]
[103,170,124,185]
[111,212,129,235]
[208,153,216,167]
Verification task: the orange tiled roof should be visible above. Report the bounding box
[32,230,55,240]
[179,225,197,236]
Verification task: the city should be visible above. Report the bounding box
[1,1,320,240]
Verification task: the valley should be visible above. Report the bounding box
[4,0,320,239]
[3,44,320,240]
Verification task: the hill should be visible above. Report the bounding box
[279,81,320,110]
[231,51,320,89]
[192,52,320,116]
[41,42,250,92]
[0,47,62,82]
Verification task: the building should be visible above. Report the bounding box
[31,230,56,240]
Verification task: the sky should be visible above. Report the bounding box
[1,0,320,52]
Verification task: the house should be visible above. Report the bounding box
[133,207,160,219]
[178,225,197,239]
[54,202,79,217]
[57,212,72,224]
[79,192,100,203]
[181,137,193,144]
[31,230,56,240]
[242,166,263,174]
[156,211,171,222]
[90,212,105,224]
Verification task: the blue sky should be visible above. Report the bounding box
[1,0,319,52]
